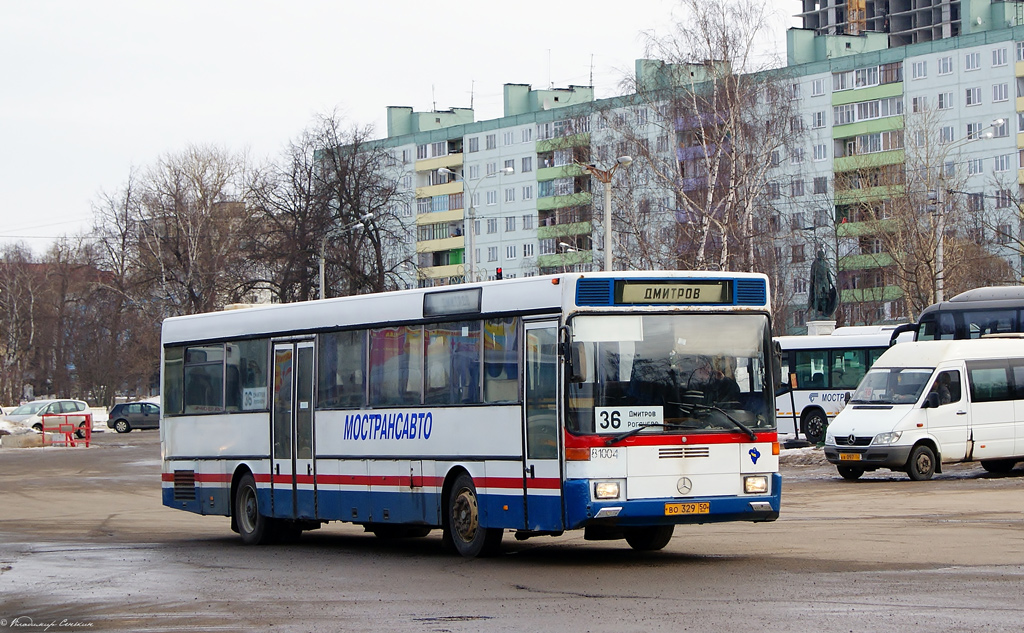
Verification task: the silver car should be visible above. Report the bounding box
[4,399,91,433]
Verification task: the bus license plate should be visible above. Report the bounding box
[665,502,710,516]
[839,452,861,461]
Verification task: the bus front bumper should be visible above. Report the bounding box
[563,473,781,530]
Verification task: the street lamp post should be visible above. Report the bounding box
[580,156,632,271]
[438,166,514,283]
[319,212,373,300]
[931,117,1003,303]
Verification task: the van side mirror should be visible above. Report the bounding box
[844,392,851,405]
[922,392,939,409]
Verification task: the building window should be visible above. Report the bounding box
[968,158,984,175]
[813,144,828,161]
[813,176,828,194]
[505,188,515,203]
[1018,42,1024,62]
[522,156,533,173]
[505,216,516,231]
[523,243,535,257]
[486,162,497,176]
[993,48,1008,67]
[791,148,805,165]
[486,218,498,234]
[937,92,953,110]
[792,244,806,263]
[467,137,479,153]
[937,56,953,75]
[995,154,1011,172]
[911,96,927,113]
[790,116,804,132]
[940,126,955,144]
[789,82,801,99]
[966,87,981,106]
[656,134,669,152]
[504,159,514,171]
[967,122,983,139]
[811,78,826,96]
[506,245,517,259]
[811,111,826,128]
[468,165,480,180]
[431,141,446,157]
[794,278,808,294]
[965,52,981,71]
[521,128,533,143]
[417,144,428,159]
[767,182,781,199]
[911,61,926,79]
[522,214,534,230]
[996,189,1012,208]
[485,134,496,150]
[997,223,1012,244]
[504,131,515,146]
[522,185,533,200]
[487,247,498,262]
[994,119,1009,138]
[791,179,805,197]
[486,191,498,206]
[994,83,1009,102]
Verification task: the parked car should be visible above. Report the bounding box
[3,399,91,434]
[107,401,160,433]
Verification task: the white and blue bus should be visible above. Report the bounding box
[775,326,911,443]
[161,271,781,557]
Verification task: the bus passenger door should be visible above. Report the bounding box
[271,341,317,520]
[523,322,563,531]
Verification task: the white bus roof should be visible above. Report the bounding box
[162,271,770,346]
[870,339,1024,368]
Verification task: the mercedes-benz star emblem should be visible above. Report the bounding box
[676,477,693,495]
[848,434,856,445]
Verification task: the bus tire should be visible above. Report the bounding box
[624,525,674,551]
[907,445,936,481]
[234,472,274,545]
[801,409,828,444]
[446,473,502,558]
[980,459,1016,474]
[837,466,863,480]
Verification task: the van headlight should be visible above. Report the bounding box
[825,431,835,445]
[872,431,902,445]
[744,475,769,494]
[593,481,621,500]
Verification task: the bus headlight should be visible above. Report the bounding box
[743,475,769,494]
[593,481,621,500]
[872,431,902,445]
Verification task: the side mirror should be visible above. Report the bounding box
[923,392,939,409]
[844,392,851,404]
[568,342,588,383]
[772,341,784,389]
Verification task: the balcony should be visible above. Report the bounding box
[838,252,895,271]
[834,149,904,173]
[418,263,464,280]
[840,285,904,303]
[535,132,590,153]
[536,163,585,181]
[416,235,465,254]
[537,192,592,211]
[538,221,593,240]
[537,250,593,269]
[415,180,463,198]
[415,153,463,173]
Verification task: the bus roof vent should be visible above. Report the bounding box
[735,279,767,306]
[576,279,613,306]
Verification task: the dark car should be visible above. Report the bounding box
[107,402,160,433]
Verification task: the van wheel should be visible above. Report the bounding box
[907,445,936,481]
[980,459,1015,474]
[802,409,827,444]
[837,466,864,480]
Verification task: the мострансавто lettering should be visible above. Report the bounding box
[343,412,433,441]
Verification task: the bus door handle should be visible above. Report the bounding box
[307,464,312,476]
[275,464,280,476]
[526,464,535,479]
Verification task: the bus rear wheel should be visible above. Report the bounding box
[446,473,502,558]
[624,525,674,551]
[802,409,827,444]
[234,472,274,545]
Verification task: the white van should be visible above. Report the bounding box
[823,339,1024,480]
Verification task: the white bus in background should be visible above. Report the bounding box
[160,271,783,558]
[775,326,912,444]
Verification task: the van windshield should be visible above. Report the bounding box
[849,367,934,404]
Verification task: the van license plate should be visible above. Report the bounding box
[839,453,861,461]
[665,502,710,516]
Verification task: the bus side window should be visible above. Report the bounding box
[794,350,828,389]
[484,318,520,403]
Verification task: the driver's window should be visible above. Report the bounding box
[927,370,961,406]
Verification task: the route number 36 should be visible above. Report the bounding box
[598,409,622,430]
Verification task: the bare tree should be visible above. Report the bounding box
[0,244,42,403]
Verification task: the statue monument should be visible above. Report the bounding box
[807,249,838,321]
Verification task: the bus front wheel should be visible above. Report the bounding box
[446,473,502,558]
[234,472,274,545]
[802,409,827,444]
[624,525,674,551]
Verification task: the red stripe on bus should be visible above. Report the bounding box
[564,430,777,448]
[164,470,561,490]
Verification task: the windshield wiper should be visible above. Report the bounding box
[684,403,759,441]
[604,422,698,445]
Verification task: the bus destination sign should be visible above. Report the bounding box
[615,280,730,305]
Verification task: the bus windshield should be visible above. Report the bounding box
[567,313,774,435]
[849,367,934,404]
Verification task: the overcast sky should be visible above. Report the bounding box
[0,1,798,254]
